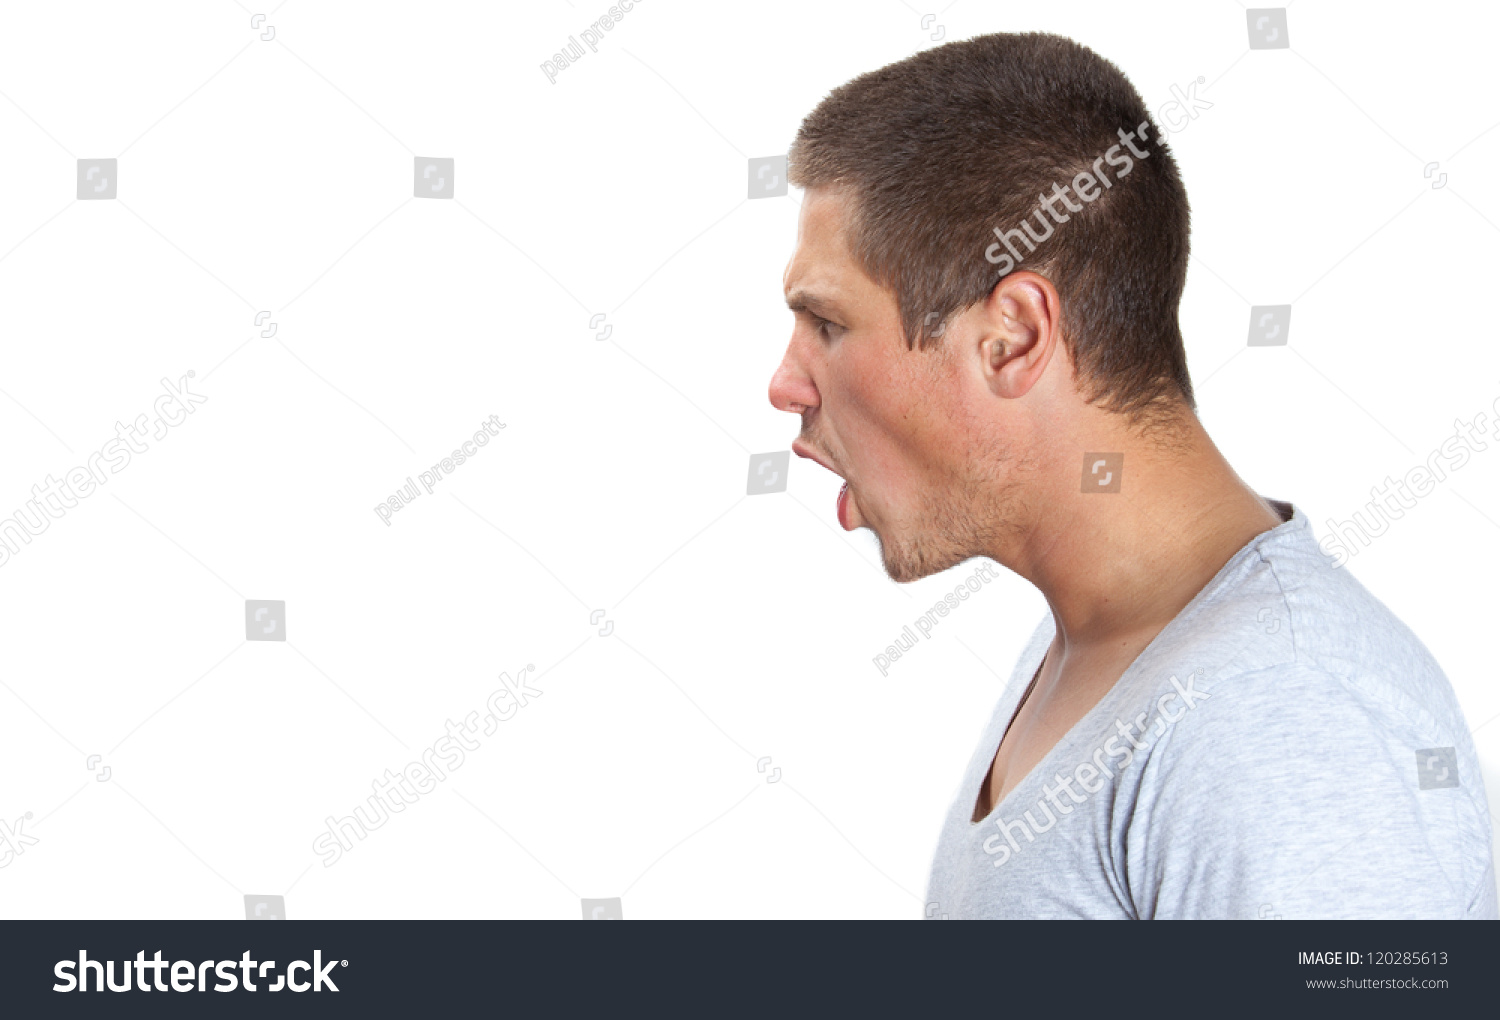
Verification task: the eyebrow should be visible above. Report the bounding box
[785,289,844,317]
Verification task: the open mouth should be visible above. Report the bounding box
[792,439,858,531]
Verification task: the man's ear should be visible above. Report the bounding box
[977,271,1062,400]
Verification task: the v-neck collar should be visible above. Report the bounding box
[964,499,1301,828]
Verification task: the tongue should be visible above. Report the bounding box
[837,481,852,531]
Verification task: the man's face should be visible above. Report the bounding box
[769,188,1024,583]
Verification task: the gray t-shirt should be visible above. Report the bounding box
[925,501,1497,919]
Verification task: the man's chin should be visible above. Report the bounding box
[873,534,939,585]
[873,530,982,585]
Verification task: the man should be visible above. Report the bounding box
[768,32,1495,919]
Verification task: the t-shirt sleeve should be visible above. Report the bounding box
[1125,664,1483,920]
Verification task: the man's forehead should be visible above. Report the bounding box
[783,188,858,306]
[794,188,849,257]
[783,261,849,308]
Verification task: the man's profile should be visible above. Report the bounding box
[768,32,1495,919]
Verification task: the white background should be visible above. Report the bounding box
[1,0,1497,919]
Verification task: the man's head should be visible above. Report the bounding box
[769,32,1198,583]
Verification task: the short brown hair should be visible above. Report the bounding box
[787,32,1195,419]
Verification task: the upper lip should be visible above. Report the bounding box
[792,439,843,479]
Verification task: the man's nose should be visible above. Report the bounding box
[768,345,817,415]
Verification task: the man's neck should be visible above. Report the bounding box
[999,415,1283,652]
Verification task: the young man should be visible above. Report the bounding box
[768,32,1495,919]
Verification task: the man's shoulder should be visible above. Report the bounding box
[1125,514,1490,853]
[1132,507,1458,736]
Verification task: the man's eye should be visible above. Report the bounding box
[811,315,843,340]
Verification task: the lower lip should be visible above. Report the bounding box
[837,481,852,530]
